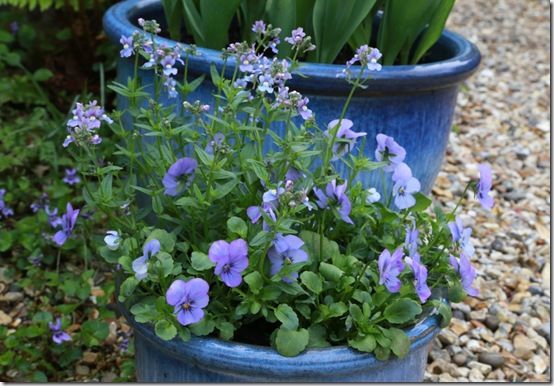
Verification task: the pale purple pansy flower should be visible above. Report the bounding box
[325,119,366,160]
[268,234,308,283]
[448,216,475,257]
[208,239,249,288]
[313,179,353,224]
[405,255,431,303]
[48,318,72,345]
[392,163,421,210]
[162,157,198,196]
[52,203,80,246]
[63,168,80,185]
[119,35,134,57]
[104,230,121,251]
[477,163,494,210]
[375,134,406,172]
[450,253,479,297]
[132,239,161,280]
[166,278,209,326]
[378,247,405,293]
[366,187,381,204]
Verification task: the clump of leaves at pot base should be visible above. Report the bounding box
[61,19,494,359]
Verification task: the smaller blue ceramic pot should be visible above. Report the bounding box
[120,304,441,382]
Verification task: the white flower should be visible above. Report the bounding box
[104,230,121,250]
[366,188,381,204]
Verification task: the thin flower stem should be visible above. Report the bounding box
[56,248,62,277]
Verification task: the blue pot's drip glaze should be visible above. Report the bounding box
[120,302,441,382]
[104,0,480,197]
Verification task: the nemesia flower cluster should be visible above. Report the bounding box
[63,19,495,359]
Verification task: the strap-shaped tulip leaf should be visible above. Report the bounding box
[311,0,375,63]
[347,0,378,51]
[182,0,241,49]
[162,0,184,40]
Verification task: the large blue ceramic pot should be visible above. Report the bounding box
[119,303,441,382]
[103,0,480,195]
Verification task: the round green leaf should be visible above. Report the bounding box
[275,328,309,357]
[155,320,177,341]
[383,298,422,324]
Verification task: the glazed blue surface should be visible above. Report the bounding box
[120,303,441,382]
[103,0,480,195]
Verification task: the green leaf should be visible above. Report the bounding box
[307,324,330,348]
[448,282,465,303]
[384,298,422,324]
[217,321,235,340]
[274,304,299,330]
[275,327,309,357]
[162,0,183,40]
[189,318,216,336]
[300,271,322,294]
[0,231,13,252]
[328,302,348,318]
[411,192,432,212]
[191,251,214,271]
[349,334,376,353]
[319,262,343,282]
[80,320,109,346]
[32,311,52,324]
[432,300,452,328]
[118,277,138,301]
[384,327,411,358]
[227,216,248,238]
[299,230,339,262]
[146,229,175,252]
[411,0,455,64]
[155,320,177,341]
[374,345,390,361]
[32,68,53,82]
[244,271,263,294]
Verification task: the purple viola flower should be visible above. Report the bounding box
[120,35,134,58]
[448,216,475,257]
[45,205,62,228]
[476,163,494,210]
[9,21,18,35]
[62,168,80,185]
[104,230,121,251]
[262,185,285,209]
[166,278,209,326]
[366,187,381,204]
[0,189,13,219]
[313,179,353,224]
[450,253,479,297]
[52,203,80,246]
[375,134,406,172]
[392,163,421,210]
[284,27,306,46]
[30,193,49,213]
[252,20,266,34]
[48,318,72,345]
[405,224,420,256]
[162,157,198,196]
[247,204,277,231]
[325,119,367,160]
[378,247,405,293]
[208,239,249,288]
[132,239,161,280]
[405,255,431,303]
[268,234,308,283]
[285,167,303,182]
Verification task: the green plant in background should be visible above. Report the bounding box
[162,0,455,65]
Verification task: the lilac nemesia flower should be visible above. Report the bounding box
[166,278,209,326]
[262,185,285,209]
[405,255,431,303]
[450,253,479,296]
[119,35,134,57]
[268,234,308,283]
[208,239,249,288]
[252,20,266,34]
[375,134,406,172]
[295,95,312,120]
[285,167,303,182]
[313,180,353,224]
[285,27,306,46]
[448,216,475,256]
[64,100,112,148]
[52,203,80,246]
[48,318,72,345]
[162,157,198,196]
[392,163,421,210]
[378,248,405,293]
[132,239,161,280]
[247,204,277,231]
[477,163,494,210]
[205,133,225,154]
[325,119,366,160]
[63,168,80,185]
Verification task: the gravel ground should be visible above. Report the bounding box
[424,0,550,382]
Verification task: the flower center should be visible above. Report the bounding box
[223,263,232,273]
[182,302,191,310]
[284,256,293,265]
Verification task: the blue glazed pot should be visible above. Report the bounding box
[119,303,441,382]
[103,0,480,195]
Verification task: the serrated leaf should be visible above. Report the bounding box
[300,271,322,294]
[349,334,376,353]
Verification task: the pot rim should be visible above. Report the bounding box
[120,300,442,376]
[103,0,481,95]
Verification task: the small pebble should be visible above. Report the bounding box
[478,352,505,368]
